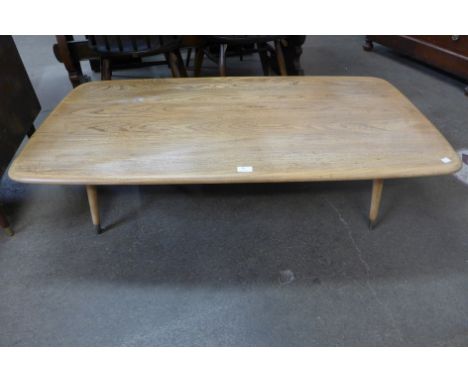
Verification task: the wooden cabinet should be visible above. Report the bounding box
[0,35,40,235]
[364,35,468,94]
[413,36,467,56]
[0,36,40,175]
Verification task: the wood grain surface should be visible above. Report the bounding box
[9,76,461,185]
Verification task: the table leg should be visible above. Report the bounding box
[369,179,383,230]
[0,206,14,236]
[86,185,101,234]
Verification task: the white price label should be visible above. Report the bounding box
[237,166,253,173]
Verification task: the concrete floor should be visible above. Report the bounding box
[1,36,467,346]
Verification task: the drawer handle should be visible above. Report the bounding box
[451,35,460,41]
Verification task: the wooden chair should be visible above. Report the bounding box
[194,36,288,77]
[87,35,187,80]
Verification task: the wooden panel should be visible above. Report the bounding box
[9,77,461,185]
[410,35,468,56]
[367,35,468,81]
[0,36,41,175]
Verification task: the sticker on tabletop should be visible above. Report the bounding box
[454,149,468,186]
[237,166,253,173]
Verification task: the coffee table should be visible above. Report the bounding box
[9,77,461,233]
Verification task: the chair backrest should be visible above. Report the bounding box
[207,35,286,45]
[87,35,182,57]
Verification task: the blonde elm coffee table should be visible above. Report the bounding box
[9,77,461,233]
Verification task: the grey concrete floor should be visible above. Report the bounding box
[1,36,468,346]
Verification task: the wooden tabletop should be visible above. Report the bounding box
[9,76,461,185]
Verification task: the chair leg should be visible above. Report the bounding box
[194,47,205,77]
[185,48,192,67]
[100,58,112,80]
[165,52,178,77]
[167,52,180,77]
[219,43,227,76]
[167,50,187,78]
[174,49,188,77]
[275,39,288,76]
[257,42,272,76]
[0,206,14,236]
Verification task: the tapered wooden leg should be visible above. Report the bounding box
[219,43,227,76]
[86,185,101,234]
[194,47,205,77]
[0,206,13,236]
[275,39,288,76]
[369,179,383,230]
